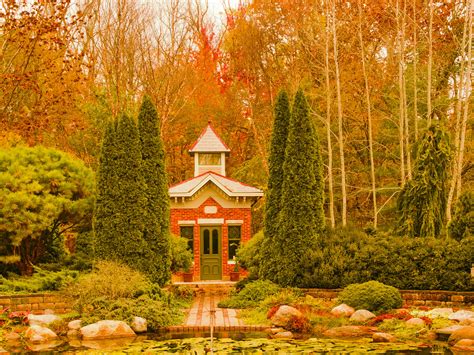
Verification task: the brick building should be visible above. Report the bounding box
[169,123,263,281]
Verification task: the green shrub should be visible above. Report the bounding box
[449,190,473,241]
[170,235,193,273]
[337,281,403,312]
[300,228,474,291]
[78,295,183,331]
[237,231,264,278]
[0,268,79,294]
[218,280,280,309]
[65,260,151,303]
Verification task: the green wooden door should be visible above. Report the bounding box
[200,226,221,280]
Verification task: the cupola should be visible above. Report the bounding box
[189,123,230,177]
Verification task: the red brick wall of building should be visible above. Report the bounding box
[170,197,252,280]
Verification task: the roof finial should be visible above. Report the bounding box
[208,119,212,125]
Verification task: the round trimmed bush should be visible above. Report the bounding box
[337,281,402,312]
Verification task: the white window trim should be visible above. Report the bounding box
[178,220,196,225]
[226,220,243,225]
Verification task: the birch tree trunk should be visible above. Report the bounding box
[412,0,418,140]
[402,0,412,179]
[331,0,347,226]
[447,0,473,222]
[396,0,406,186]
[325,1,336,228]
[427,0,433,125]
[358,0,377,228]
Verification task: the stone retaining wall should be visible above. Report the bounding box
[304,289,474,307]
[0,294,73,314]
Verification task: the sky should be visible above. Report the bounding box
[206,0,242,18]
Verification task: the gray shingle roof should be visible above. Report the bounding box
[189,124,231,153]
[169,172,263,198]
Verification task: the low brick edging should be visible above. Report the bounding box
[303,288,474,307]
[0,293,73,314]
[163,325,269,332]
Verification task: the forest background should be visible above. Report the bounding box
[1,0,472,233]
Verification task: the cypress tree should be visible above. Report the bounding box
[94,115,150,274]
[94,121,121,259]
[273,89,325,286]
[396,124,451,237]
[260,90,291,280]
[138,96,171,285]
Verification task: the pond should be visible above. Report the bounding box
[2,332,452,354]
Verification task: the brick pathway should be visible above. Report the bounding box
[184,293,243,327]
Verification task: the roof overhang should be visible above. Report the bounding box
[169,174,263,199]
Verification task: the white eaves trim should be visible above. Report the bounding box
[169,173,263,199]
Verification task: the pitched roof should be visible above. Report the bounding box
[189,123,231,154]
[169,172,263,198]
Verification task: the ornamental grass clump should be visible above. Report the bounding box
[337,281,402,312]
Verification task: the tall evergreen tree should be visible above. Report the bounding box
[94,121,121,259]
[260,90,291,280]
[138,96,171,285]
[94,115,150,274]
[396,124,451,237]
[273,89,325,287]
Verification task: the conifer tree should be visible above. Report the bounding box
[138,96,171,285]
[273,89,325,287]
[94,115,150,274]
[94,121,121,259]
[260,90,291,280]
[396,124,451,238]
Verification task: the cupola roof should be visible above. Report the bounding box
[189,123,231,154]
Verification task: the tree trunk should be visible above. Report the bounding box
[325,1,335,228]
[397,0,406,186]
[412,0,418,140]
[446,1,469,223]
[446,0,474,222]
[358,0,377,228]
[401,0,412,179]
[331,0,347,226]
[427,0,433,125]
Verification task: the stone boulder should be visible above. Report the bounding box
[448,326,474,346]
[323,326,377,338]
[68,320,82,330]
[406,318,425,327]
[271,305,303,327]
[266,328,285,335]
[131,317,147,333]
[80,320,136,340]
[428,308,453,318]
[451,339,474,353]
[28,314,61,327]
[350,310,375,322]
[25,325,59,343]
[273,331,293,339]
[435,325,468,341]
[449,310,474,322]
[331,304,355,317]
[372,332,396,343]
[460,318,474,326]
[4,332,21,341]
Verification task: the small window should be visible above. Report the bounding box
[180,226,194,255]
[199,153,221,165]
[228,225,241,260]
